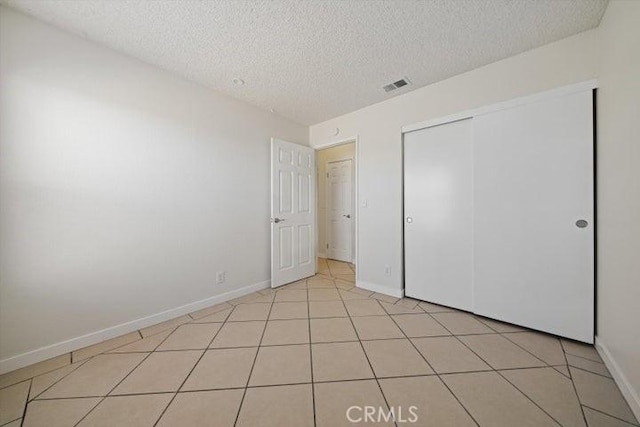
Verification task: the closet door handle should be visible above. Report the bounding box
[406,217,413,223]
[575,219,588,228]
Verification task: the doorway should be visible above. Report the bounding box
[317,141,356,282]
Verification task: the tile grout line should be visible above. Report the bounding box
[306,275,317,427]
[231,294,275,427]
[581,404,640,426]
[335,285,399,427]
[425,311,566,426]
[28,358,91,402]
[385,307,481,427]
[152,314,230,426]
[70,323,181,427]
[562,342,590,426]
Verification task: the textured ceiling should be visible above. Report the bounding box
[2,0,608,125]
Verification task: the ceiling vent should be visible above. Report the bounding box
[383,78,411,93]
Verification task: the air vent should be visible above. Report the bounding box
[382,78,411,93]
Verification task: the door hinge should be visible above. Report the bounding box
[326,243,329,249]
[326,172,329,178]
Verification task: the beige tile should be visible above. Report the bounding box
[309,288,341,301]
[77,394,172,427]
[566,354,612,378]
[228,293,261,305]
[111,350,202,395]
[41,353,147,398]
[502,367,586,427]
[29,360,88,400]
[412,336,491,374]
[392,314,450,338]
[23,397,101,427]
[417,301,456,313]
[362,339,433,378]
[236,384,314,427]
[459,334,546,369]
[442,371,558,427]
[156,323,221,350]
[227,303,271,321]
[0,354,70,389]
[282,280,308,290]
[249,345,311,386]
[339,289,370,300]
[157,389,244,427]
[251,293,276,303]
[379,376,476,426]
[108,329,173,353]
[583,407,638,427]
[181,348,257,391]
[395,298,420,309]
[312,342,373,382]
[554,365,572,378]
[310,318,358,343]
[72,332,141,362]
[335,279,355,290]
[562,340,603,362]
[0,380,30,425]
[274,289,308,302]
[140,315,191,338]
[334,274,355,283]
[344,299,386,316]
[309,301,348,318]
[475,316,526,333]
[269,302,308,320]
[351,315,404,340]
[258,287,277,295]
[209,321,265,348]
[380,301,422,315]
[314,380,391,427]
[307,277,336,289]
[261,320,310,345]
[189,302,233,320]
[190,307,233,323]
[346,287,374,297]
[371,293,400,304]
[431,312,494,335]
[503,331,566,365]
[3,420,21,427]
[571,367,637,424]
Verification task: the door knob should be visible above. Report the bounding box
[575,219,588,228]
[343,214,351,219]
[406,217,413,223]
[273,218,285,223]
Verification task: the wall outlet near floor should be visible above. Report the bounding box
[216,271,226,284]
[384,266,391,276]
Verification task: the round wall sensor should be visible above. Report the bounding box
[332,127,340,136]
[232,78,245,85]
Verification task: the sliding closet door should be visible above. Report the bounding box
[474,90,594,343]
[404,119,473,311]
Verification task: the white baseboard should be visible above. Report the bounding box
[356,280,404,299]
[317,252,326,259]
[0,280,270,374]
[595,337,640,421]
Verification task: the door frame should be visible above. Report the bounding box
[312,136,359,279]
[325,157,355,263]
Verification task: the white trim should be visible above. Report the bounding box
[312,135,360,285]
[0,280,270,374]
[317,251,327,258]
[595,337,640,421]
[357,280,404,299]
[402,80,598,133]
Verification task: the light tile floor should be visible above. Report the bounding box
[0,258,637,426]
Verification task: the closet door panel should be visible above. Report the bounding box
[473,90,594,342]
[404,119,473,311]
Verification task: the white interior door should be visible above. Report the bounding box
[473,90,594,342]
[404,119,474,311]
[271,138,316,288]
[326,159,353,262]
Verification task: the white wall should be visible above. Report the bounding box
[317,143,356,259]
[0,7,307,369]
[310,29,598,295]
[595,0,640,416]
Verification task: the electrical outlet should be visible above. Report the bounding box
[384,266,391,276]
[216,271,226,284]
